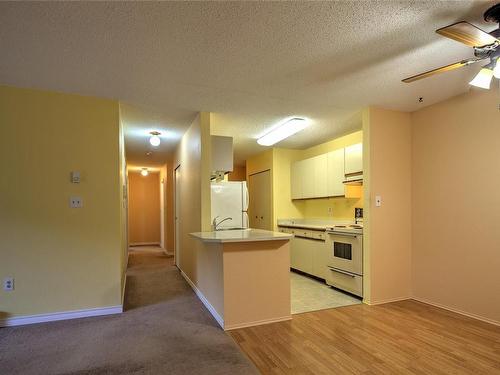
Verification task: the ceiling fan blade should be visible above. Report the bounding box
[436,21,498,47]
[402,58,483,83]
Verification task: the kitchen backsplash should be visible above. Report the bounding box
[301,195,363,220]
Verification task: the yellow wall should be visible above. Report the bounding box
[363,107,412,305]
[0,85,123,318]
[272,148,305,225]
[173,112,220,314]
[411,89,500,325]
[118,107,128,300]
[160,162,175,252]
[246,148,273,177]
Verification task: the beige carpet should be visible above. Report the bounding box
[0,247,258,375]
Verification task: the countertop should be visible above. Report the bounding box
[190,228,293,243]
[276,219,358,231]
[277,223,329,231]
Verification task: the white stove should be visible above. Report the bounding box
[325,223,364,297]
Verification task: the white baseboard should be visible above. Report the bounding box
[412,297,500,327]
[224,315,292,331]
[0,305,123,327]
[364,296,412,306]
[129,242,161,247]
[180,270,224,329]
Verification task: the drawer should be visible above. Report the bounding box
[325,267,363,297]
[294,229,311,238]
[311,231,326,241]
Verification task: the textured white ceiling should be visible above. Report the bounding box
[0,1,497,166]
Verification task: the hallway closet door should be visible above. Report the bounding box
[248,170,272,230]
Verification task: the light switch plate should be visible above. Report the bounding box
[70,197,83,208]
[70,171,80,183]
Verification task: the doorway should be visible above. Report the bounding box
[247,170,272,230]
[128,170,161,246]
[174,165,181,267]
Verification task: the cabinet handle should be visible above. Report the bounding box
[328,266,356,278]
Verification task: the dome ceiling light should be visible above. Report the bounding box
[149,131,161,147]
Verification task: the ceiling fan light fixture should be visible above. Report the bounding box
[257,118,309,146]
[493,57,500,79]
[469,67,494,89]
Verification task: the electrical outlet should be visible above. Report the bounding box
[375,195,382,207]
[3,277,14,291]
[327,207,333,215]
[70,196,83,208]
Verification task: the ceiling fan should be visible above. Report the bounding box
[403,3,500,89]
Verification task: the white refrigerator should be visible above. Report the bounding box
[211,181,249,229]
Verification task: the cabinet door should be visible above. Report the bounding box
[312,241,329,279]
[290,237,313,274]
[290,160,303,200]
[345,143,363,175]
[327,149,345,197]
[301,158,315,199]
[248,170,272,230]
[314,154,328,198]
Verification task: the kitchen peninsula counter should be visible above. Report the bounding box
[190,228,292,243]
[189,228,291,330]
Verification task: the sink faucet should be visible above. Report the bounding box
[213,216,233,231]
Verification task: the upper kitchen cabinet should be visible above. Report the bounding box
[344,143,363,176]
[291,143,362,200]
[291,153,333,199]
[291,156,325,199]
[313,154,328,198]
[326,148,345,197]
[291,159,304,200]
[302,157,316,199]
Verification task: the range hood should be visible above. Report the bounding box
[343,172,363,186]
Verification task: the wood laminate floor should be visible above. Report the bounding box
[229,300,500,374]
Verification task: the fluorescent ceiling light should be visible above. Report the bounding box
[469,68,494,89]
[141,168,149,176]
[493,58,500,79]
[149,131,161,147]
[257,118,309,146]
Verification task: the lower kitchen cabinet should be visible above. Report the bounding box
[290,235,328,279]
[312,244,329,279]
[290,237,315,274]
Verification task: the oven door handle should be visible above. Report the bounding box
[327,231,359,238]
[328,266,356,278]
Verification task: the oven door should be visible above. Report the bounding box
[327,232,363,276]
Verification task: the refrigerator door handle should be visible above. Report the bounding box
[242,211,249,228]
[244,184,249,211]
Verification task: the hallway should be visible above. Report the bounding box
[0,248,257,375]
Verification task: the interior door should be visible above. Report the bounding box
[248,170,272,230]
[174,166,181,267]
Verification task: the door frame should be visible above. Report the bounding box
[174,164,181,268]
